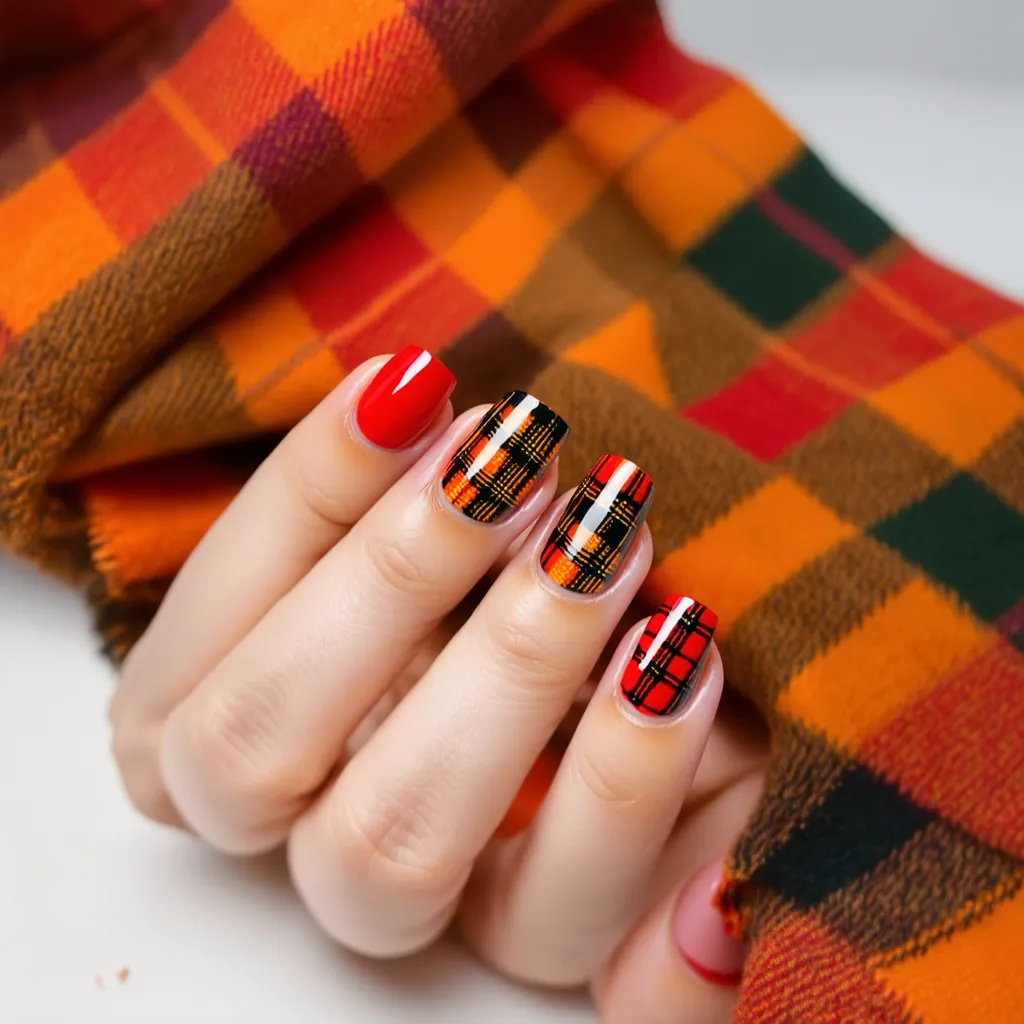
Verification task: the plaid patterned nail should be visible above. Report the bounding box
[442,390,568,523]
[621,596,718,716]
[541,454,653,594]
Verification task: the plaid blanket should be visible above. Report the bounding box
[2,1,1023,1019]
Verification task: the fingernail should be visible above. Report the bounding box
[442,391,568,523]
[621,596,717,717]
[356,346,456,450]
[541,454,652,594]
[673,861,747,987]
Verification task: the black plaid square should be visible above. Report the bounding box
[442,390,567,522]
[541,453,653,593]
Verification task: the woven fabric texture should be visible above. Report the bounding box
[1,1,1023,1019]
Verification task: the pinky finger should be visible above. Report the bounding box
[595,770,766,1024]
[595,859,746,1024]
[460,596,722,986]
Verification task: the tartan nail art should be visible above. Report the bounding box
[541,454,653,594]
[442,391,568,522]
[621,596,718,717]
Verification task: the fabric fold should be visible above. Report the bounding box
[2,1,1023,1020]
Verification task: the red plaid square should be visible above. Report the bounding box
[788,287,947,389]
[68,94,211,242]
[880,249,1020,334]
[684,354,853,461]
[167,7,305,151]
[285,190,432,333]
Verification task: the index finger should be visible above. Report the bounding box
[116,347,454,730]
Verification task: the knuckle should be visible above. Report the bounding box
[276,433,356,530]
[110,720,139,778]
[570,747,641,811]
[483,610,555,687]
[364,531,435,599]
[121,768,174,824]
[463,915,595,989]
[110,722,172,823]
[329,792,466,898]
[182,684,304,808]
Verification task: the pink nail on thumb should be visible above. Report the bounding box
[673,860,748,987]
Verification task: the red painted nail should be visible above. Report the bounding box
[620,595,717,717]
[673,861,748,987]
[355,346,456,450]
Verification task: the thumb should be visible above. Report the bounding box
[595,858,748,1024]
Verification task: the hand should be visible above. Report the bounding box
[110,346,767,1014]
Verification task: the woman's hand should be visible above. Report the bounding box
[110,346,767,1015]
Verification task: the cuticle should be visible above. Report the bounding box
[349,403,448,456]
[430,460,558,530]
[615,676,694,728]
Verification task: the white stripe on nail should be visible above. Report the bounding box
[639,596,695,672]
[393,348,433,394]
[465,394,540,481]
[565,458,637,560]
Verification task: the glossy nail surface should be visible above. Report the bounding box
[442,391,568,523]
[356,345,456,450]
[541,454,652,594]
[674,861,748,987]
[621,595,717,717]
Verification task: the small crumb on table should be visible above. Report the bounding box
[95,966,130,989]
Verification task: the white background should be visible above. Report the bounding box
[669,0,1024,86]
[2,2,1022,1020]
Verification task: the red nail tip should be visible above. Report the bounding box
[680,954,744,988]
[620,595,717,717]
[355,346,455,450]
[674,861,748,989]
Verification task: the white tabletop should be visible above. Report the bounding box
[2,72,1022,1023]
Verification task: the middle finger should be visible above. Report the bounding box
[289,455,654,956]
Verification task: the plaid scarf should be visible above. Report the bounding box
[2,1,1023,1019]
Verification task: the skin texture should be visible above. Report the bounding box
[110,352,770,1022]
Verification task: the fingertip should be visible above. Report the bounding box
[673,860,749,988]
[596,864,743,1023]
[614,598,722,730]
[353,347,457,452]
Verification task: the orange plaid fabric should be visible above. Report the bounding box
[1,2,1023,1020]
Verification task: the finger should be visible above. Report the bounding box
[596,860,747,1024]
[595,772,765,1024]
[461,597,722,986]
[112,347,454,818]
[684,688,770,810]
[123,347,454,716]
[647,751,767,908]
[289,455,654,957]
[161,393,568,853]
